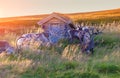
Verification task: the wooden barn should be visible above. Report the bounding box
[37,12,75,43]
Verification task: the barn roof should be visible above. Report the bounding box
[37,12,73,25]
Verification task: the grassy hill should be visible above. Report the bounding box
[0,8,120,26]
[0,32,120,78]
[0,8,120,78]
[0,8,120,35]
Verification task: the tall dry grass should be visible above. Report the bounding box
[0,22,120,78]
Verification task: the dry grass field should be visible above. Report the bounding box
[0,8,120,78]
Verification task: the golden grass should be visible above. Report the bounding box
[0,9,120,77]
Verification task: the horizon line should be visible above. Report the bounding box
[0,8,120,19]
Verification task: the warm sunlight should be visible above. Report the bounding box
[0,0,120,78]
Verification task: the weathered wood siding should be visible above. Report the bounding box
[42,18,66,32]
[41,18,70,43]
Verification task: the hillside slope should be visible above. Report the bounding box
[0,8,120,24]
[0,32,120,78]
[0,8,120,78]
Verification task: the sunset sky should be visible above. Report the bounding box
[0,0,120,18]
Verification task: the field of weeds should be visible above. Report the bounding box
[0,22,120,78]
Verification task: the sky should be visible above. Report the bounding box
[0,0,120,18]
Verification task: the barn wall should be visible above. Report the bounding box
[42,18,66,32]
[40,17,71,43]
